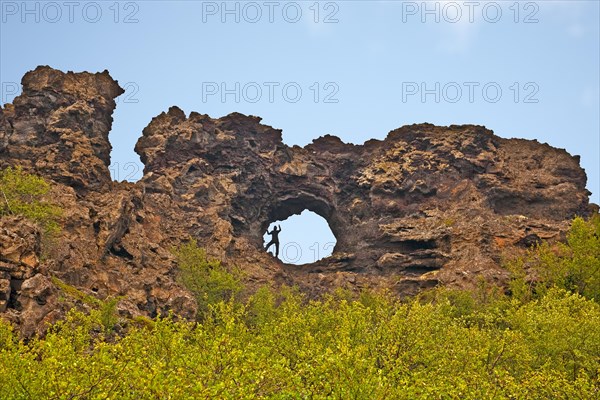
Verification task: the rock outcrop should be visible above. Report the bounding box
[0,66,595,335]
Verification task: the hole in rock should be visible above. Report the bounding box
[263,210,337,265]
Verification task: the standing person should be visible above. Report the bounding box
[265,225,282,258]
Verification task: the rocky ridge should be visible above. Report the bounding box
[0,66,595,335]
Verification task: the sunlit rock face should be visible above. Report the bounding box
[0,66,595,335]
[0,66,124,192]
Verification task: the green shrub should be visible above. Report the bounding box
[0,166,62,235]
[508,216,600,302]
[246,286,278,328]
[0,287,598,399]
[0,214,597,398]
[174,239,242,318]
[98,296,121,333]
[52,276,121,333]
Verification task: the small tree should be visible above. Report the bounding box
[174,240,242,319]
[508,215,600,302]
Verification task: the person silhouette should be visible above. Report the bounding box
[265,225,282,257]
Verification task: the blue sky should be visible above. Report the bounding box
[1,1,599,264]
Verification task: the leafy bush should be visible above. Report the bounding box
[0,288,598,399]
[0,166,62,234]
[174,240,242,318]
[0,217,597,398]
[508,215,600,302]
[98,297,121,333]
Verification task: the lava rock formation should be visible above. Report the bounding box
[0,66,595,335]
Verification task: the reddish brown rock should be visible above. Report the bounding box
[0,65,124,191]
[0,66,596,335]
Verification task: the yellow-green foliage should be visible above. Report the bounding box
[174,240,242,318]
[508,215,600,302]
[52,276,121,334]
[51,276,101,307]
[0,288,598,399]
[0,218,598,398]
[0,166,62,234]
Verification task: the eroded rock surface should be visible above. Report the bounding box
[0,66,595,335]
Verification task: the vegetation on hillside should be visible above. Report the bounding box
[174,240,243,318]
[0,285,598,399]
[508,215,600,302]
[0,168,598,398]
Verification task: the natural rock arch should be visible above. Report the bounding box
[261,209,337,265]
[258,194,337,249]
[0,66,596,335]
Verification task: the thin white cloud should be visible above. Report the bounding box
[433,0,483,54]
